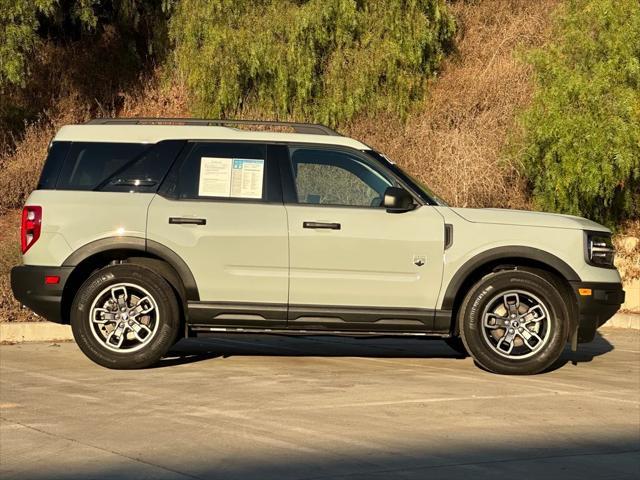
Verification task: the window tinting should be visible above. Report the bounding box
[290,148,393,207]
[101,140,185,193]
[37,141,71,189]
[172,143,267,200]
[56,143,150,190]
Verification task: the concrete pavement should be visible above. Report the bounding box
[1,330,639,479]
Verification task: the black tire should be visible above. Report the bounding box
[459,268,569,375]
[71,263,180,369]
[444,336,469,357]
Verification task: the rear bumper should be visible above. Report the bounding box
[570,281,625,343]
[10,265,73,324]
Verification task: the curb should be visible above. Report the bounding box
[1,313,639,343]
[1,322,73,343]
[600,312,640,330]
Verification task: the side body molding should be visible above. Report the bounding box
[62,236,200,301]
[441,246,580,310]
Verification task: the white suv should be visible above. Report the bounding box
[11,118,625,374]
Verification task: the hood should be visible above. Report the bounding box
[449,208,609,232]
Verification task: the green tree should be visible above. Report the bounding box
[518,0,640,226]
[169,0,455,126]
[0,0,55,87]
[0,0,174,90]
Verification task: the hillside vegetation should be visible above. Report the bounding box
[0,0,638,321]
[517,0,640,227]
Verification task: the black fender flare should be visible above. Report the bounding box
[62,236,200,301]
[441,246,580,310]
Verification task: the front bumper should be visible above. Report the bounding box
[10,265,74,324]
[570,281,625,343]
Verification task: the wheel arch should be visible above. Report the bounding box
[443,246,580,335]
[60,237,199,325]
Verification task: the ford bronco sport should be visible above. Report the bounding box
[11,118,625,374]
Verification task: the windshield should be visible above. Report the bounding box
[364,150,449,206]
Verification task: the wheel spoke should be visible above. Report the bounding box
[518,328,543,351]
[503,293,520,314]
[111,286,129,310]
[483,313,507,329]
[106,322,127,348]
[129,296,154,318]
[128,321,152,342]
[522,304,546,325]
[496,329,516,355]
[92,308,117,324]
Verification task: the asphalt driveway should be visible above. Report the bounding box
[1,329,639,479]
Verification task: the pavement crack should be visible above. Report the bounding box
[0,416,203,480]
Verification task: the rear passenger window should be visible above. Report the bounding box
[56,143,150,190]
[169,143,268,201]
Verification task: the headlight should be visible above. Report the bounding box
[585,231,615,268]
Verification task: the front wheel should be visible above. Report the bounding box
[459,268,570,375]
[71,264,180,369]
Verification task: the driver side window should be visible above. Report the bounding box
[290,148,393,207]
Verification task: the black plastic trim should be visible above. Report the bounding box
[62,236,200,301]
[570,281,625,343]
[186,302,452,334]
[444,224,453,250]
[191,326,448,337]
[188,301,287,328]
[62,236,146,266]
[441,246,581,310]
[10,265,74,323]
[288,304,442,332]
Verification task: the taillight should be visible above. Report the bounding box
[21,206,42,254]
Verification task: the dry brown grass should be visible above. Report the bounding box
[344,0,558,209]
[615,221,640,281]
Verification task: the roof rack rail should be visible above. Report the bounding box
[86,117,340,136]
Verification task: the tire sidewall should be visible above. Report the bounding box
[460,270,569,375]
[71,264,179,369]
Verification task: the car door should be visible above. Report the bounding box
[282,146,445,332]
[146,142,289,328]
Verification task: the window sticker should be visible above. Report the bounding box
[198,157,264,198]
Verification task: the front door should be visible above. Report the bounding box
[283,146,445,332]
[147,142,289,328]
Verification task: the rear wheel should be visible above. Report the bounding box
[459,268,569,375]
[71,264,180,369]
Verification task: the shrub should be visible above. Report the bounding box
[517,0,640,227]
[169,0,456,126]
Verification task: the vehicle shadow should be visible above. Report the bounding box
[548,331,614,372]
[158,334,464,368]
[158,331,614,370]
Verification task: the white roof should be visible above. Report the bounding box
[54,124,370,150]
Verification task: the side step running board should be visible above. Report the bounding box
[189,325,449,337]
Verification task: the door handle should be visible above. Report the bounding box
[169,217,207,226]
[303,221,341,230]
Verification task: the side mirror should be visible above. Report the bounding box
[383,187,415,213]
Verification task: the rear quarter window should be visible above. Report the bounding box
[37,141,71,189]
[56,142,150,191]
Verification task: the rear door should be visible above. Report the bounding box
[282,146,445,332]
[146,142,289,328]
